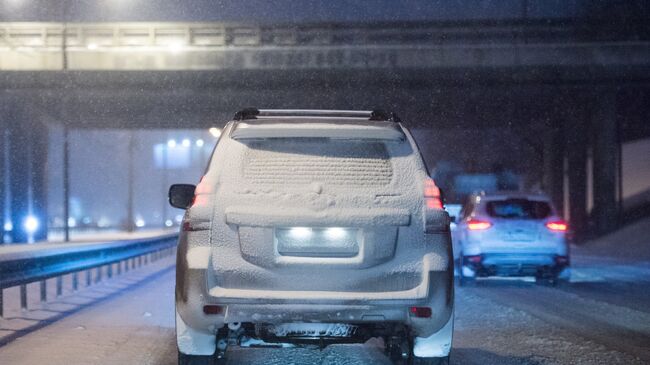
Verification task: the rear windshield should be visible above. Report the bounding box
[242,139,393,187]
[485,199,552,220]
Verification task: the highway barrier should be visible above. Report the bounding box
[0,234,178,317]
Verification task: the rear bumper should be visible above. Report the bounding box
[463,253,569,277]
[177,268,453,339]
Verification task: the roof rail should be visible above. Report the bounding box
[233,108,400,122]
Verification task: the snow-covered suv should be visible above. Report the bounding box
[169,109,454,365]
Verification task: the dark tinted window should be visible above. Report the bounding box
[486,199,551,220]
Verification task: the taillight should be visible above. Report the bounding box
[409,306,432,318]
[546,221,568,232]
[424,178,443,210]
[203,305,224,315]
[467,219,492,230]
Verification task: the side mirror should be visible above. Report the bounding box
[169,184,196,210]
[449,215,456,223]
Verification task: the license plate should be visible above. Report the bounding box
[276,227,360,257]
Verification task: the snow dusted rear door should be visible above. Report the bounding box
[208,137,432,296]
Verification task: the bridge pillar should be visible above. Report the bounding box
[543,122,565,216]
[591,90,620,235]
[5,108,48,243]
[0,119,5,243]
[565,103,589,241]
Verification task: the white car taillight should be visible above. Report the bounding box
[546,220,568,232]
[467,219,492,230]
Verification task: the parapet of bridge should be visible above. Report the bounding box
[0,21,649,71]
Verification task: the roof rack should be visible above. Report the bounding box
[233,108,400,122]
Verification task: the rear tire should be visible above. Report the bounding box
[458,255,475,287]
[178,351,215,365]
[535,272,557,286]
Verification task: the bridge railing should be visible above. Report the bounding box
[0,234,178,317]
[0,21,576,50]
[2,21,648,71]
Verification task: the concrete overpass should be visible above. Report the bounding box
[1,20,649,242]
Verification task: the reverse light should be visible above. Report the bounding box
[424,178,443,210]
[467,219,492,230]
[546,221,568,232]
[409,306,432,318]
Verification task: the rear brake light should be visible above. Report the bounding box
[409,306,432,318]
[424,178,443,210]
[203,305,224,315]
[546,221,568,232]
[467,219,492,230]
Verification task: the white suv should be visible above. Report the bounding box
[452,192,570,285]
[169,109,454,365]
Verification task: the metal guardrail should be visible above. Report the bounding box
[0,234,178,317]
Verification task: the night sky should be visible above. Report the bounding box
[0,0,584,23]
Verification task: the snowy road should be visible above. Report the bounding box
[0,253,649,365]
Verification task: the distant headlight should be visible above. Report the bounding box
[23,216,39,234]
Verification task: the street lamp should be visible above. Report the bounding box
[23,215,39,243]
[62,0,72,242]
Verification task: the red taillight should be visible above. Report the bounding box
[182,221,194,232]
[424,178,443,210]
[203,305,223,315]
[546,221,568,232]
[467,219,492,230]
[409,306,432,318]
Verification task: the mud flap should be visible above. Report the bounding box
[176,310,217,356]
[413,313,453,358]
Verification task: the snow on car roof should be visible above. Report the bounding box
[230,119,406,141]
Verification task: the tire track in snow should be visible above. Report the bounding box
[470,282,650,362]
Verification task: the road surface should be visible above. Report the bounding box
[0,251,648,364]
